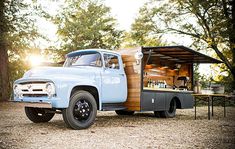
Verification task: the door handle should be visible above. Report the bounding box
[119,74,124,76]
[152,98,155,103]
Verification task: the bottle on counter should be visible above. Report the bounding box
[159,80,163,88]
[158,80,160,88]
[152,81,155,88]
[154,81,158,89]
[161,80,164,88]
[164,80,167,88]
[147,79,150,88]
[148,79,151,88]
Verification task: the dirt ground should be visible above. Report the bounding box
[0,102,235,149]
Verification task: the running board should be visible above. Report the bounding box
[102,103,127,111]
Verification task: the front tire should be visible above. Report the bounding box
[159,99,176,118]
[25,107,55,123]
[62,91,97,130]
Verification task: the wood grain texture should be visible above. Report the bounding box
[117,48,141,111]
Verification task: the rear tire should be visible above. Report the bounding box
[115,110,135,115]
[25,107,55,123]
[62,91,97,130]
[159,99,176,118]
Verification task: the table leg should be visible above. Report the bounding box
[212,97,214,117]
[224,97,226,117]
[208,96,211,120]
[194,97,196,120]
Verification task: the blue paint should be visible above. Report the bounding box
[13,49,128,110]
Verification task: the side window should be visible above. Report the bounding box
[104,54,120,69]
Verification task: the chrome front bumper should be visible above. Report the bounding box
[11,101,52,108]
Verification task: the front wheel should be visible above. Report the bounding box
[25,107,55,123]
[62,91,97,130]
[159,99,176,118]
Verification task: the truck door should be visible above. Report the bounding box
[101,53,127,103]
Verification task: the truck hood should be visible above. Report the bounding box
[23,66,100,79]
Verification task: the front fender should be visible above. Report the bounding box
[56,75,102,109]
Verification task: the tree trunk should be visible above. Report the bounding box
[231,0,235,90]
[212,44,235,77]
[0,0,10,101]
[0,48,9,101]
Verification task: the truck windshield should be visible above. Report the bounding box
[64,52,102,67]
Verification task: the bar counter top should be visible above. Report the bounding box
[143,87,194,93]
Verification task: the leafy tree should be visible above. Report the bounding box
[132,0,235,90]
[0,0,44,100]
[131,4,165,47]
[53,0,123,58]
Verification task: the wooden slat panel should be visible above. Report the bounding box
[117,48,141,111]
[128,92,140,96]
[127,88,140,92]
[127,83,140,88]
[124,101,140,106]
[127,97,140,101]
[128,92,140,97]
[126,106,140,111]
[124,68,135,74]
[126,74,140,78]
[124,61,136,67]
[127,78,141,83]
[126,77,140,81]
[125,98,140,102]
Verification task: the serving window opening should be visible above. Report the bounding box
[142,47,193,92]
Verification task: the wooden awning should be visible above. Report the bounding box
[142,46,223,63]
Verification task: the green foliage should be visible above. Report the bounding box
[1,0,47,91]
[133,0,235,90]
[119,32,139,48]
[130,3,164,47]
[53,0,123,58]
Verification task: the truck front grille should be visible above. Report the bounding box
[19,82,48,97]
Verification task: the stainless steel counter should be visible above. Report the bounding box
[143,87,193,93]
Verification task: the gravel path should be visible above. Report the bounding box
[0,102,235,149]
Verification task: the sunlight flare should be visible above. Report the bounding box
[27,55,45,67]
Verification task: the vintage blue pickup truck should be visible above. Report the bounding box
[13,46,221,129]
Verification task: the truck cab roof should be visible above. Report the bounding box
[67,49,120,57]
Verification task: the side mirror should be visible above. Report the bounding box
[135,51,143,65]
[123,63,126,68]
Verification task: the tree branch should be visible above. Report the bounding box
[167,27,201,39]
[211,44,235,76]
[222,0,230,19]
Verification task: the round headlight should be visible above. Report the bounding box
[13,84,23,99]
[13,84,21,95]
[45,83,55,98]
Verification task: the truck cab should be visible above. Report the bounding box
[13,49,127,129]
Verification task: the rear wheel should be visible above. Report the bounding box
[62,91,97,130]
[25,107,55,123]
[159,99,176,118]
[115,110,135,115]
